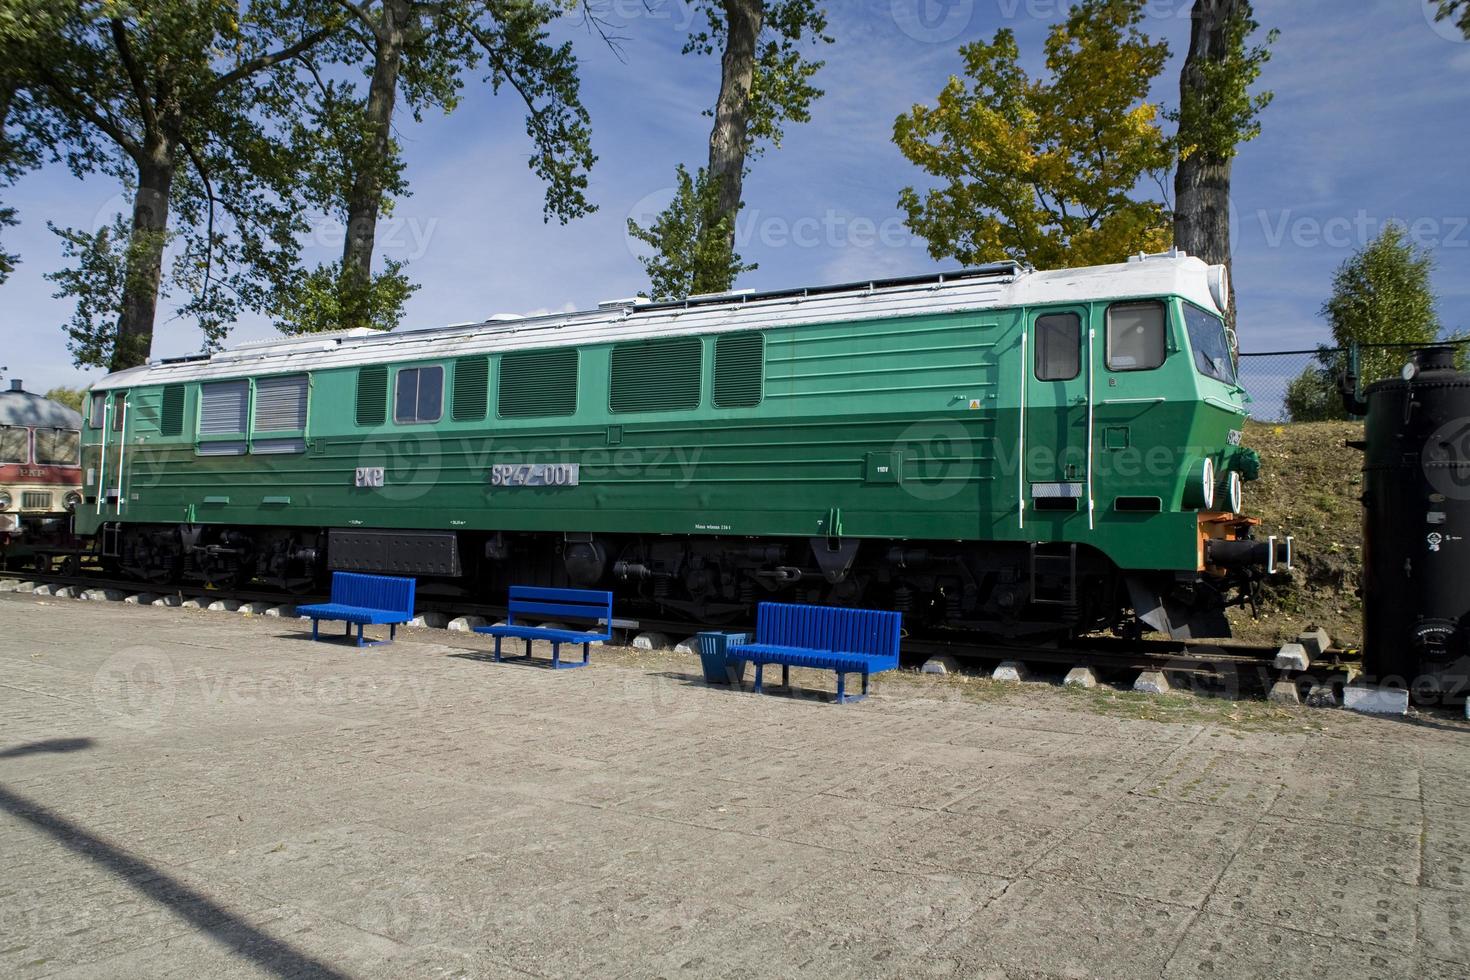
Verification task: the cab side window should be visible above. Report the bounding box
[0,425,27,463]
[1106,302,1167,371]
[1034,313,1081,381]
[395,366,444,424]
[87,394,106,429]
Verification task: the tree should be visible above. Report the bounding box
[1323,224,1440,389]
[1432,1,1470,38]
[276,0,597,334]
[43,385,86,413]
[1172,0,1275,332]
[893,0,1173,270]
[12,1,342,371]
[1284,357,1349,423]
[629,1,830,299]
[626,164,753,299]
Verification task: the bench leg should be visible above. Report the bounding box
[389,623,396,643]
[552,643,560,669]
[493,636,503,663]
[582,642,590,665]
[356,623,365,648]
[863,671,870,696]
[525,637,533,660]
[754,663,764,694]
[312,618,319,642]
[345,621,352,637]
[837,672,846,702]
[781,664,790,688]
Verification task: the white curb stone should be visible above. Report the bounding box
[448,616,488,632]
[181,598,207,609]
[85,588,128,602]
[1133,670,1171,695]
[123,593,160,605]
[0,579,21,592]
[207,599,242,613]
[674,636,701,655]
[991,660,1029,683]
[633,631,671,651]
[12,581,37,594]
[409,612,449,629]
[1063,666,1098,689]
[922,654,960,676]
[1343,685,1409,717]
[1274,642,1310,672]
[263,604,298,618]
[152,595,183,607]
[237,601,275,615]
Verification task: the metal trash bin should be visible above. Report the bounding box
[696,631,749,685]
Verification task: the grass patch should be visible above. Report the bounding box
[1055,683,1328,733]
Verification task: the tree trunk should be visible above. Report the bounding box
[341,0,410,326]
[1174,0,1241,332]
[705,0,763,261]
[111,145,175,372]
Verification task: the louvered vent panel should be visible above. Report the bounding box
[498,349,578,418]
[254,374,308,432]
[713,332,764,408]
[610,337,702,413]
[199,380,249,435]
[160,385,186,436]
[355,366,388,427]
[452,356,489,422]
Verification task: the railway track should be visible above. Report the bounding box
[3,562,1355,700]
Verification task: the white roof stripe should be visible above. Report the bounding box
[92,253,1225,391]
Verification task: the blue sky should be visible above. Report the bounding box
[3,0,1468,405]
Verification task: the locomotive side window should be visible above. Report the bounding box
[0,425,27,463]
[112,392,128,431]
[1034,313,1081,381]
[198,380,249,456]
[87,394,105,429]
[35,428,80,466]
[252,374,309,454]
[394,366,444,425]
[1183,303,1236,384]
[1106,302,1167,371]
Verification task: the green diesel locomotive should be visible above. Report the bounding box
[77,251,1288,639]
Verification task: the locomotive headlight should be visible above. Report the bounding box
[1223,470,1243,513]
[63,490,83,511]
[0,489,11,511]
[1183,459,1215,510]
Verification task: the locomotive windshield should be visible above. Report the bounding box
[0,425,26,463]
[36,428,81,466]
[1184,303,1236,384]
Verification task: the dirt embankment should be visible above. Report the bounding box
[1226,420,1365,647]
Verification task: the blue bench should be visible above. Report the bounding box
[298,572,417,648]
[474,586,613,669]
[729,602,902,704]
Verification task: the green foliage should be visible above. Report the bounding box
[627,164,755,301]
[1170,4,1277,165]
[12,0,344,368]
[272,258,419,334]
[43,385,86,413]
[1284,361,1348,423]
[684,0,832,158]
[894,0,1173,269]
[1322,224,1441,387]
[1433,1,1470,38]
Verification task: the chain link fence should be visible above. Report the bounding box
[1238,341,1470,422]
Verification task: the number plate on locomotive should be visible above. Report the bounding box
[489,463,580,487]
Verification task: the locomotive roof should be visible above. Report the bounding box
[0,387,83,428]
[91,252,1227,391]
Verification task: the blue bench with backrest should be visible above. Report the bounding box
[474,586,613,669]
[728,602,902,704]
[298,572,417,648]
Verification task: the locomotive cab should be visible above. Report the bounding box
[0,380,84,561]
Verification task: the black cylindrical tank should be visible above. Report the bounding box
[1361,346,1470,699]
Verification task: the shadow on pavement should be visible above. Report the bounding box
[0,782,349,979]
[0,737,96,758]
